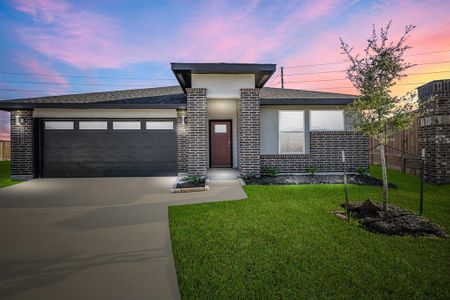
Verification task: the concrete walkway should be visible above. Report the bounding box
[0,178,247,300]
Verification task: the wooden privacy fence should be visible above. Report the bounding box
[0,141,11,161]
[369,118,420,175]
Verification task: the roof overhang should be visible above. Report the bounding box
[171,63,276,92]
[0,102,186,111]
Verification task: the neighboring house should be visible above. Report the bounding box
[0,63,368,180]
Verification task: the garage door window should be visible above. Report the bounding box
[146,121,174,130]
[45,121,74,130]
[79,121,108,130]
[113,121,141,130]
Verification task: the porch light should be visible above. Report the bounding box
[181,115,186,126]
[15,115,25,126]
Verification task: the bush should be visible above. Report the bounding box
[262,165,279,177]
[356,166,369,177]
[181,175,206,184]
[307,166,317,176]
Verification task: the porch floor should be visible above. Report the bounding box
[208,168,240,181]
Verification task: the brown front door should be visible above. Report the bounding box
[210,120,232,167]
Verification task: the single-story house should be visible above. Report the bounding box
[0,63,368,180]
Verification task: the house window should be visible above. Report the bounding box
[310,110,345,131]
[146,121,174,130]
[79,121,108,130]
[45,121,74,130]
[214,124,227,133]
[113,121,141,130]
[279,111,304,154]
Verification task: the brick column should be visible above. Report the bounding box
[186,88,208,176]
[10,110,36,180]
[176,109,187,174]
[239,88,260,176]
[418,80,450,184]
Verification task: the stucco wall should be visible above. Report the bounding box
[192,74,255,99]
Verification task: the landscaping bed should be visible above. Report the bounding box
[244,174,397,188]
[171,175,208,193]
[339,199,448,238]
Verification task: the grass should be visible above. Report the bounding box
[169,166,450,299]
[0,161,22,188]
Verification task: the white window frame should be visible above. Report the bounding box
[146,121,174,130]
[79,121,108,130]
[112,121,141,130]
[309,110,345,131]
[44,121,74,130]
[278,110,305,154]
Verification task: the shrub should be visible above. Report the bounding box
[307,166,317,176]
[262,165,279,177]
[181,175,205,184]
[356,166,369,177]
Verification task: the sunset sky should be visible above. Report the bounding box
[0,0,449,140]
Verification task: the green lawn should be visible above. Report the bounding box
[0,161,22,188]
[169,166,450,299]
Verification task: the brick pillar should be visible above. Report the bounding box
[186,88,208,176]
[239,88,260,176]
[176,108,187,174]
[418,79,450,184]
[10,110,36,180]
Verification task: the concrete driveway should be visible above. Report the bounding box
[0,178,246,300]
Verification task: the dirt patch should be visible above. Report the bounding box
[244,175,397,188]
[340,199,448,238]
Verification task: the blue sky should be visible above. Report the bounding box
[0,0,449,140]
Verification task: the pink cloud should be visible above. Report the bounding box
[13,0,70,22]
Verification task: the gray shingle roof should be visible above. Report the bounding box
[0,85,357,110]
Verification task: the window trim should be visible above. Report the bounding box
[278,110,305,154]
[309,110,345,131]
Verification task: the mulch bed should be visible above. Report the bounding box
[176,178,207,189]
[244,174,397,188]
[338,199,448,238]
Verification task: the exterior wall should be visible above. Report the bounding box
[239,88,260,175]
[177,109,187,173]
[186,88,208,176]
[261,131,369,174]
[260,105,352,154]
[207,99,239,168]
[33,108,177,118]
[418,80,450,184]
[10,110,36,180]
[192,74,255,99]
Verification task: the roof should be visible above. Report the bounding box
[0,86,357,110]
[171,63,276,91]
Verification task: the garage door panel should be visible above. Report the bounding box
[42,119,178,177]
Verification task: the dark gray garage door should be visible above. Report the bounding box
[41,119,177,177]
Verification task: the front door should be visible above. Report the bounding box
[210,120,232,167]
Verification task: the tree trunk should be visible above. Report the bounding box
[379,134,389,210]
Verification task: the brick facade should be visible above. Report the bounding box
[186,88,208,176]
[10,110,36,180]
[261,131,369,174]
[239,88,261,176]
[176,109,187,173]
[418,80,450,184]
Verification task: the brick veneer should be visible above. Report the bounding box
[418,80,450,184]
[261,131,369,174]
[176,108,187,173]
[10,110,36,180]
[239,88,261,175]
[186,88,208,176]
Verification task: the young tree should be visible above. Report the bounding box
[340,22,417,210]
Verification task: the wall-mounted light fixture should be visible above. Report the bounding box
[181,115,186,126]
[15,115,25,126]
